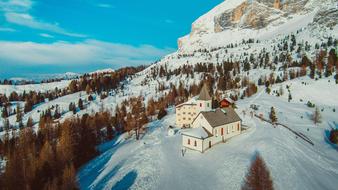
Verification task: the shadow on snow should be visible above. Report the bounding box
[110,170,138,190]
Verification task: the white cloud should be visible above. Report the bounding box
[0,0,33,12]
[5,13,87,38]
[0,27,16,32]
[0,0,86,37]
[0,40,174,67]
[39,33,54,38]
[96,3,114,8]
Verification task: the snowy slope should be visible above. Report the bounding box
[0,0,337,188]
[77,75,338,190]
[178,0,337,52]
[0,80,71,96]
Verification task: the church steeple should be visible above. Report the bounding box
[198,83,212,101]
[197,83,212,112]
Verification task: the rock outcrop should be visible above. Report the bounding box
[178,0,335,52]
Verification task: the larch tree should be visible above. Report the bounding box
[61,163,78,190]
[16,103,23,122]
[26,116,34,128]
[242,153,274,190]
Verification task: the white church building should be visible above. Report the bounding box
[177,84,242,153]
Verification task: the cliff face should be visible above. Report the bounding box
[214,1,277,31]
[214,0,310,32]
[178,0,335,52]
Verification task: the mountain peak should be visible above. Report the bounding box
[177,0,335,52]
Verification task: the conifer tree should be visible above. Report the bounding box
[61,163,78,190]
[78,98,84,110]
[269,107,277,123]
[26,116,34,128]
[24,99,33,113]
[16,103,23,123]
[3,118,10,131]
[312,107,322,125]
[242,153,274,190]
[1,106,8,118]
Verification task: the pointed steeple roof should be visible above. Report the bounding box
[198,83,212,101]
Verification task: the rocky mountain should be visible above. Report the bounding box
[177,0,337,53]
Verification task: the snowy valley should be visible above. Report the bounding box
[0,0,337,189]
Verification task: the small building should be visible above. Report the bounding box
[181,127,213,152]
[175,100,198,128]
[220,98,234,108]
[176,83,212,128]
[167,126,176,136]
[182,107,242,152]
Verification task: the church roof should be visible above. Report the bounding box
[181,127,213,139]
[200,108,241,128]
[198,83,212,101]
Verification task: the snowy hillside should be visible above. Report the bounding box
[0,80,71,96]
[0,0,337,189]
[178,0,337,52]
[77,75,338,190]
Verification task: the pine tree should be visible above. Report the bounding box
[69,102,76,114]
[54,105,61,119]
[242,153,274,190]
[288,93,292,102]
[269,107,277,123]
[1,106,8,118]
[312,107,322,125]
[16,103,23,123]
[78,98,84,110]
[3,118,10,131]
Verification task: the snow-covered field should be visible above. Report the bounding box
[77,76,338,190]
[0,80,71,96]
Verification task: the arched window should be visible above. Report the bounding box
[200,103,202,107]
[188,139,190,145]
[194,140,197,146]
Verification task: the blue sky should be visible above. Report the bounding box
[0,0,223,79]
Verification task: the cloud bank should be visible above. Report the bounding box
[0,0,86,37]
[0,40,174,67]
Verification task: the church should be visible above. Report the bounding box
[176,84,242,153]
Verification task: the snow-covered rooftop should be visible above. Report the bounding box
[182,127,212,139]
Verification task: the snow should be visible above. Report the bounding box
[0,80,71,96]
[89,68,115,74]
[0,0,336,188]
[181,127,210,139]
[77,75,338,190]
